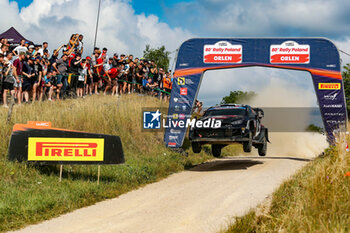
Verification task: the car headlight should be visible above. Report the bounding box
[231,120,243,125]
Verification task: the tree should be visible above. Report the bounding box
[143,45,170,71]
[221,91,256,104]
[342,63,350,114]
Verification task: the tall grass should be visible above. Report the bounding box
[0,95,215,232]
[224,131,350,233]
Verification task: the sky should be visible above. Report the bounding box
[4,0,350,108]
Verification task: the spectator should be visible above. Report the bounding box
[85,56,93,95]
[38,42,50,57]
[52,54,69,99]
[135,63,144,93]
[112,53,119,67]
[13,52,25,104]
[92,50,103,94]
[69,53,82,93]
[77,58,87,98]
[162,72,172,102]
[0,54,4,95]
[76,34,84,55]
[102,48,108,62]
[31,56,43,102]
[2,53,16,108]
[13,39,28,57]
[22,57,35,103]
[0,44,8,56]
[145,77,158,96]
[107,65,121,96]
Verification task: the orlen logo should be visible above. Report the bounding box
[319,83,341,90]
[270,41,310,64]
[204,41,242,63]
[28,138,104,161]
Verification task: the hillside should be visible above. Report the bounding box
[0,95,216,232]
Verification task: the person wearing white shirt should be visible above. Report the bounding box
[13,39,28,57]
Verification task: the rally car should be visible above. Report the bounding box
[189,104,269,157]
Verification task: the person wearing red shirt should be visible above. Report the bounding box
[92,50,103,94]
[13,52,25,104]
[107,66,121,96]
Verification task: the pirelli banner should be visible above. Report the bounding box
[8,122,124,165]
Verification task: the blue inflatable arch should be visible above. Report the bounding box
[164,38,347,148]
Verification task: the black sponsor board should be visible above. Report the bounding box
[8,123,124,165]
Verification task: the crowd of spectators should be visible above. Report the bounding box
[0,34,173,108]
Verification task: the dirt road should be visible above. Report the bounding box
[11,156,311,233]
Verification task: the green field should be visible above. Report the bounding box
[0,95,243,232]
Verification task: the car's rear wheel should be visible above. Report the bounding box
[243,132,252,153]
[258,137,267,156]
[192,142,202,153]
[212,145,222,157]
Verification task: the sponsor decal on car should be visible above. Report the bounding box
[319,83,341,90]
[204,41,242,63]
[28,138,104,161]
[270,41,310,64]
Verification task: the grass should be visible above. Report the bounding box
[0,94,231,232]
[223,133,350,232]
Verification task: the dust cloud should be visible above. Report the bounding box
[248,78,328,158]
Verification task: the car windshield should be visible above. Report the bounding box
[204,108,246,117]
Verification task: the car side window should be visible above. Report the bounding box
[247,107,255,118]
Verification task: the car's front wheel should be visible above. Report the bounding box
[243,132,252,153]
[212,145,222,157]
[192,142,202,153]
